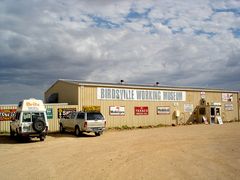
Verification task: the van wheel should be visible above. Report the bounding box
[10,128,15,138]
[40,136,45,141]
[75,126,81,137]
[95,132,101,136]
[33,119,46,133]
[59,124,65,134]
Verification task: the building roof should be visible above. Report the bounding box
[48,79,239,93]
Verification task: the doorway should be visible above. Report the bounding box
[210,106,221,124]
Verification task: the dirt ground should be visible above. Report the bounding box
[0,123,240,180]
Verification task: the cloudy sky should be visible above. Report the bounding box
[0,0,240,104]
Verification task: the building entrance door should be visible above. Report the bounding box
[210,106,221,124]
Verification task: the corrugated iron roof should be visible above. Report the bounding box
[56,79,239,93]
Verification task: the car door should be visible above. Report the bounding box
[63,112,73,130]
[76,112,85,130]
[68,112,76,130]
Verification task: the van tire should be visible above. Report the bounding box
[95,132,101,136]
[10,128,15,138]
[33,119,46,133]
[59,124,65,133]
[40,135,45,141]
[75,126,81,137]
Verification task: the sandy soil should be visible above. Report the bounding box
[0,123,240,180]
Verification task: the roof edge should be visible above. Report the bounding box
[56,79,239,93]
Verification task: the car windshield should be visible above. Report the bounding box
[87,113,104,120]
[22,112,45,122]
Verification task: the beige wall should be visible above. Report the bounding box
[43,81,239,128]
[78,86,239,127]
[45,81,78,105]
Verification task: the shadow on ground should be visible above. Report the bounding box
[0,134,41,144]
[48,132,96,138]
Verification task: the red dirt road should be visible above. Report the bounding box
[0,123,240,180]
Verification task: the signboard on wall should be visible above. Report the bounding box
[57,108,76,118]
[82,106,100,112]
[157,106,170,114]
[222,93,233,102]
[135,106,148,115]
[46,108,53,119]
[200,91,206,99]
[97,88,186,101]
[184,104,193,112]
[0,109,16,121]
[224,104,233,111]
[109,106,125,116]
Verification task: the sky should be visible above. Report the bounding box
[0,0,240,104]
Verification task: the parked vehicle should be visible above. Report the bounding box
[10,98,49,141]
[59,111,106,136]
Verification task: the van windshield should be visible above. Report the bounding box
[22,112,45,122]
[87,113,104,120]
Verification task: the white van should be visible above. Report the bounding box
[10,98,49,141]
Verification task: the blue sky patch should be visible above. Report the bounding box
[125,8,152,22]
[90,15,120,29]
[230,28,240,38]
[213,8,240,16]
[194,30,216,38]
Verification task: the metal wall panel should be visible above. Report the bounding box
[79,86,239,127]
[0,105,17,133]
[0,104,78,133]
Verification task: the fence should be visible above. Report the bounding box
[0,104,78,133]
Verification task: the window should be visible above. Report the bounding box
[23,113,31,122]
[15,112,21,120]
[211,108,215,116]
[32,112,45,122]
[70,112,76,119]
[87,113,104,120]
[22,112,45,122]
[77,113,85,119]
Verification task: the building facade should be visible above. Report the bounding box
[44,79,239,127]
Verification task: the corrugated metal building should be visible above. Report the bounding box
[44,79,239,127]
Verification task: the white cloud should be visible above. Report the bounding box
[0,0,239,103]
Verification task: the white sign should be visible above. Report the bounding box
[217,116,223,125]
[184,104,193,112]
[97,88,186,102]
[224,104,233,111]
[200,91,206,99]
[109,106,125,116]
[157,106,170,114]
[222,93,233,102]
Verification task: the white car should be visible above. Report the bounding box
[10,98,48,141]
[59,111,106,136]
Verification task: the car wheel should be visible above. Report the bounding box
[75,126,81,137]
[59,124,65,134]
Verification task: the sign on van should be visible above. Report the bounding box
[0,109,16,121]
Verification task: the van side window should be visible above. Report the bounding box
[77,113,85,119]
[23,113,31,122]
[70,112,76,119]
[15,112,20,120]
